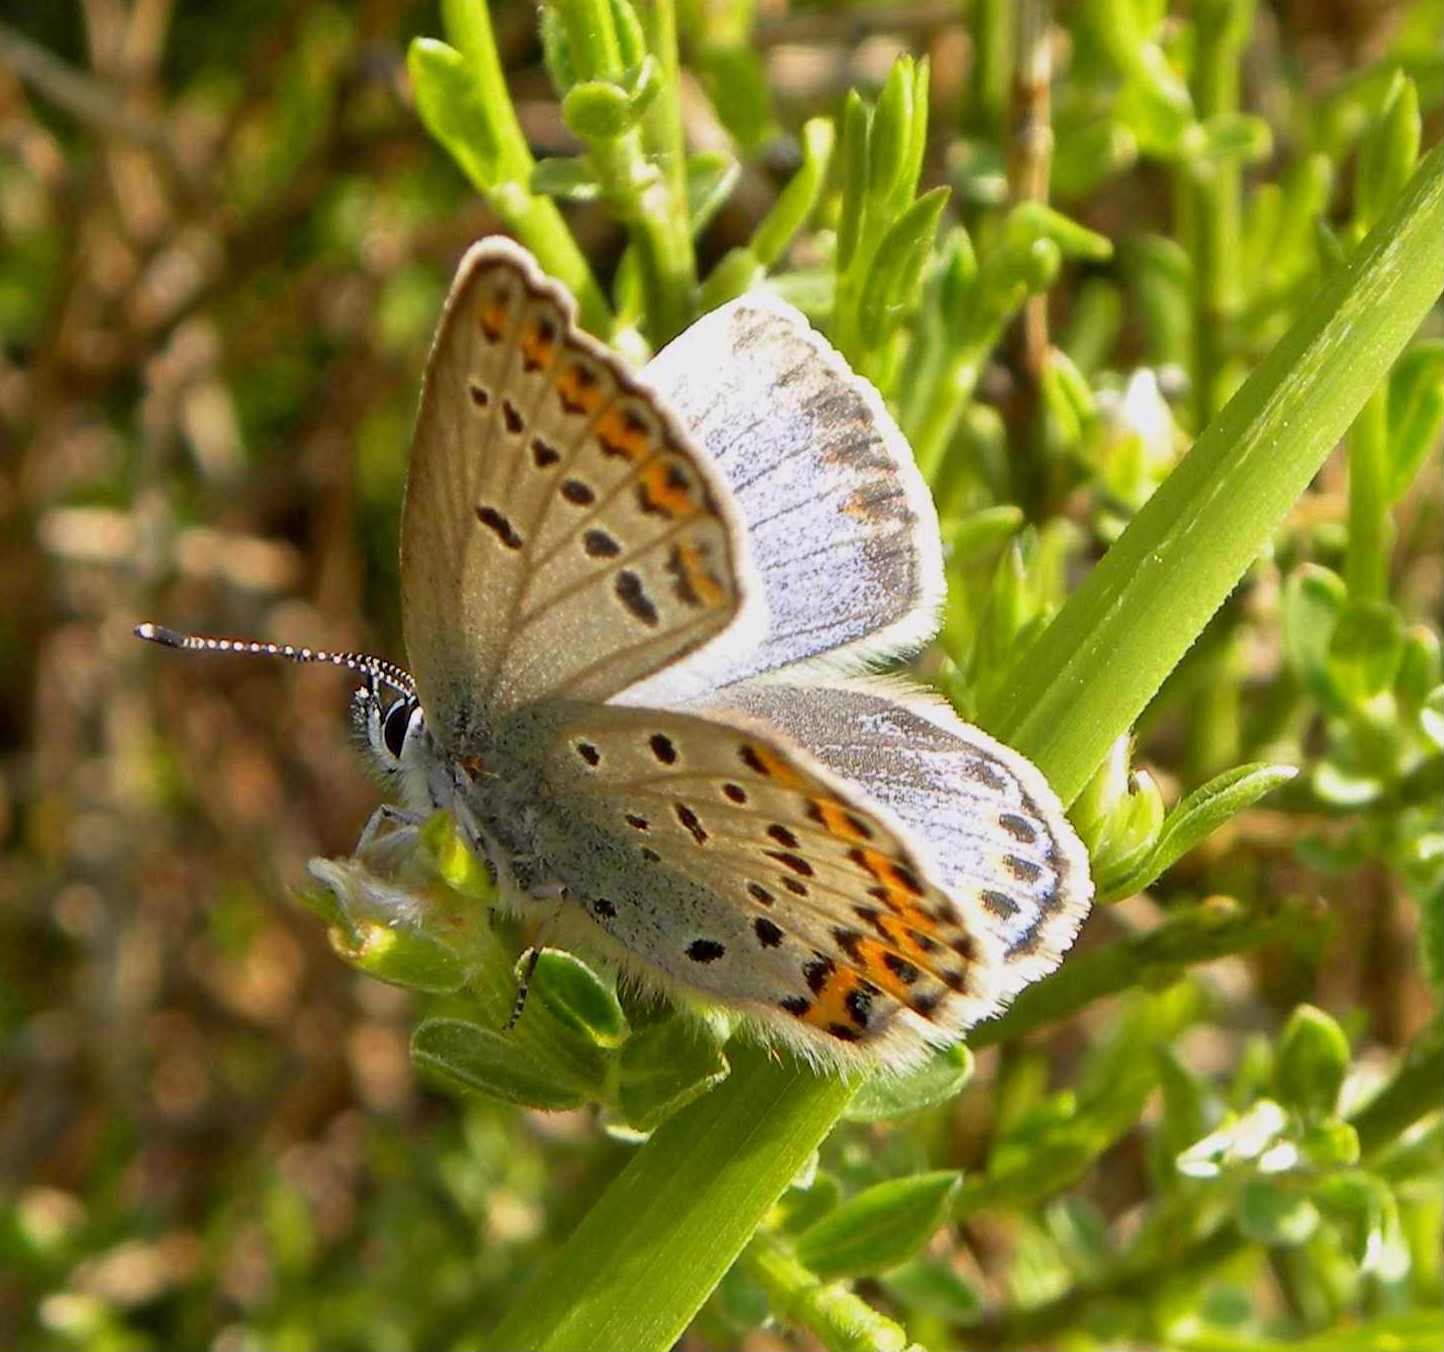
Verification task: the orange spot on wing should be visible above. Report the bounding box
[853,846,930,921]
[847,935,922,1002]
[557,360,604,415]
[812,799,871,843]
[479,298,509,342]
[674,542,725,605]
[520,320,557,372]
[741,743,805,790]
[800,965,867,1034]
[596,405,653,462]
[637,461,698,518]
[872,910,943,965]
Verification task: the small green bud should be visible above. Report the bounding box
[1276,1004,1350,1119]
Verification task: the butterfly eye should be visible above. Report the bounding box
[382,698,415,759]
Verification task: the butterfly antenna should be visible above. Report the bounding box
[134,622,416,698]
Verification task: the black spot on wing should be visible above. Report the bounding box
[754,917,783,948]
[615,570,659,626]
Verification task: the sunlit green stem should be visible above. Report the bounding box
[912,347,986,478]
[1179,0,1253,429]
[741,1232,910,1352]
[1345,386,1392,602]
[441,0,612,334]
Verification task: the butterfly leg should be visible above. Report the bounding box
[501,894,569,1031]
[503,946,542,1031]
[354,803,424,860]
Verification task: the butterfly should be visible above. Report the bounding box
[137,238,1092,1071]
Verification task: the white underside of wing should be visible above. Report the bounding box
[617,290,945,707]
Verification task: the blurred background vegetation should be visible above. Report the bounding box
[1,2,1441,1349]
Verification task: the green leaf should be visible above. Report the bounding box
[1007,201,1114,261]
[749,117,834,267]
[1355,72,1421,232]
[411,1018,588,1111]
[845,1045,974,1122]
[835,90,871,273]
[775,1173,841,1236]
[1182,112,1274,166]
[408,38,502,188]
[858,187,950,338]
[1313,1170,1406,1276]
[1108,762,1298,900]
[1090,770,1167,898]
[608,0,646,70]
[685,152,739,235]
[867,56,915,208]
[530,155,602,201]
[936,225,978,318]
[1282,564,1348,712]
[945,505,1024,562]
[488,1046,857,1351]
[1276,1004,1351,1120]
[879,1255,982,1322]
[1238,1178,1321,1246]
[527,949,629,1049]
[1298,1119,1361,1171]
[1386,339,1444,502]
[618,1016,730,1132]
[1329,600,1406,702]
[794,1171,960,1279]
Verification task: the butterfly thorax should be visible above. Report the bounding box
[408,710,570,902]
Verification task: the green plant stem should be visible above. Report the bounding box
[741,1232,910,1352]
[550,0,696,342]
[484,144,1444,1352]
[1180,0,1253,429]
[486,1044,856,1352]
[981,146,1444,804]
[1345,386,1393,602]
[965,0,1012,140]
[633,0,699,341]
[912,346,986,477]
[441,0,612,335]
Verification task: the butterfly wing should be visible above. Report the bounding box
[507,698,1021,1069]
[691,675,1093,1002]
[621,294,943,707]
[400,239,762,739]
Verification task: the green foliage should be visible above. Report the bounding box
[3,2,1441,1351]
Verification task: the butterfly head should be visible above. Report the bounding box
[351,679,426,783]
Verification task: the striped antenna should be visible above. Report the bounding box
[134,622,416,697]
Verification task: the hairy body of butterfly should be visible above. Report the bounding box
[139,238,1092,1073]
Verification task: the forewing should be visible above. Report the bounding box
[516,700,1007,1067]
[621,294,943,707]
[693,676,1094,1000]
[400,239,759,740]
